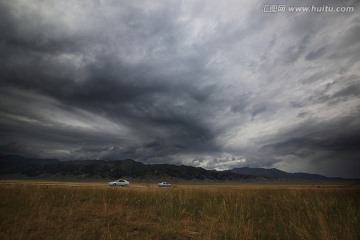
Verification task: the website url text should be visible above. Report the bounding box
[262,5,354,13]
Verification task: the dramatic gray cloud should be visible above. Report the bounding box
[0,0,359,177]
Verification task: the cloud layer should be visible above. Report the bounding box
[0,0,359,177]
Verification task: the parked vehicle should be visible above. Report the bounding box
[108,179,129,186]
[158,182,171,187]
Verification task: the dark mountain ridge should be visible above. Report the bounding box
[1,155,352,181]
[0,155,253,181]
[231,167,335,180]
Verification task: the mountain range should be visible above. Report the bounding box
[0,155,348,181]
[0,155,252,181]
[231,167,331,180]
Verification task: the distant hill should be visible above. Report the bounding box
[0,155,254,181]
[231,167,330,180]
[2,155,350,181]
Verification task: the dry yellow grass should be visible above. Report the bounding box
[0,180,359,240]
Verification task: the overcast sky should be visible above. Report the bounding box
[0,0,359,178]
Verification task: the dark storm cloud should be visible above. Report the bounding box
[281,34,310,63]
[332,81,360,99]
[305,46,327,61]
[0,0,359,177]
[290,73,359,109]
[0,0,222,162]
[258,116,360,177]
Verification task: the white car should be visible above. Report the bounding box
[158,182,171,187]
[108,179,129,186]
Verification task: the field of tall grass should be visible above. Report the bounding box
[0,181,359,240]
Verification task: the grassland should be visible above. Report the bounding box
[0,181,359,240]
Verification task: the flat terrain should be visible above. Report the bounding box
[1,180,359,240]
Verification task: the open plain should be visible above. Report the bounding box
[1,180,359,240]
